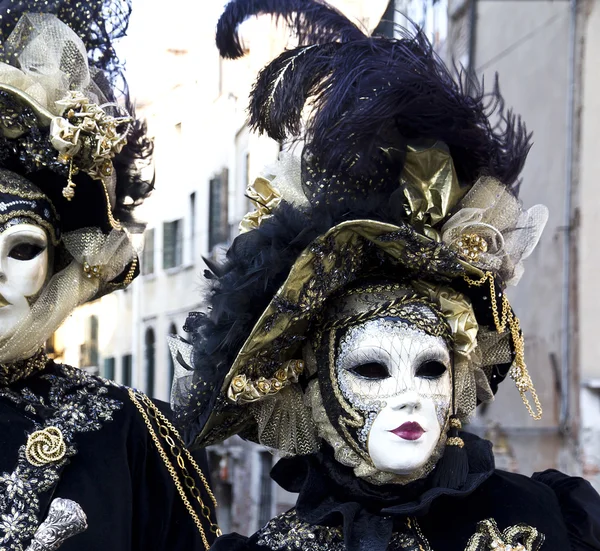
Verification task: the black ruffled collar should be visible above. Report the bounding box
[271,432,495,551]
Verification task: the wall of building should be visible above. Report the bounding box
[578,0,600,486]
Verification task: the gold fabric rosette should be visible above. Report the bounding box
[239,152,309,233]
[239,176,282,233]
[401,142,467,231]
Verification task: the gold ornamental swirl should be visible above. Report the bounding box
[25,426,66,467]
[464,518,544,551]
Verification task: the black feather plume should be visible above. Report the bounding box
[216,0,365,59]
[247,26,531,191]
[249,42,339,140]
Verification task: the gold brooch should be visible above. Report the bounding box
[26,426,66,467]
[82,261,102,279]
[453,233,488,262]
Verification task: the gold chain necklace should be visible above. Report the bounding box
[128,389,221,550]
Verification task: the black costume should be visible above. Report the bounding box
[0,362,217,550]
[0,1,218,549]
[214,439,600,550]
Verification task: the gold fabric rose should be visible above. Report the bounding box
[25,426,66,467]
[49,116,82,159]
[401,142,466,229]
[239,176,282,233]
[227,360,304,403]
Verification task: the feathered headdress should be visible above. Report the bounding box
[173,0,547,467]
[0,0,153,234]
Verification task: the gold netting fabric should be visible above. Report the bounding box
[0,13,109,116]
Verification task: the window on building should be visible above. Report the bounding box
[142,228,155,275]
[395,0,447,49]
[80,315,99,368]
[163,219,183,269]
[122,354,132,387]
[145,328,155,397]
[208,169,229,250]
[168,322,177,391]
[189,192,196,262]
[103,357,115,380]
[257,452,273,529]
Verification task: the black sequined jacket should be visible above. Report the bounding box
[212,434,600,551]
[0,360,217,550]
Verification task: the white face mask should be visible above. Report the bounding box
[0,223,50,340]
[336,318,452,475]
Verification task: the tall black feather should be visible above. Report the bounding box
[247,25,530,191]
[249,42,339,140]
[216,0,365,59]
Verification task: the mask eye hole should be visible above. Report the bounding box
[349,362,390,380]
[9,243,44,261]
[415,360,447,380]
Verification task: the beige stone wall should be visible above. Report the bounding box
[578,0,600,487]
[447,0,580,476]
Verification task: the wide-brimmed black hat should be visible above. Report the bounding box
[173,0,547,450]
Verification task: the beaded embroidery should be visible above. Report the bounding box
[254,509,431,551]
[0,364,122,550]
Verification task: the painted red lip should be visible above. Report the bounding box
[390,421,425,441]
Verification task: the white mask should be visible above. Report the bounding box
[336,318,451,475]
[0,223,51,340]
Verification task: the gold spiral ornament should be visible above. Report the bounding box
[26,426,66,467]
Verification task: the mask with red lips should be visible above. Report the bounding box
[309,282,454,484]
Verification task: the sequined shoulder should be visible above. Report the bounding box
[253,510,345,551]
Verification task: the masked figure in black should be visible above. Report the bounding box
[0,1,218,549]
[170,1,600,550]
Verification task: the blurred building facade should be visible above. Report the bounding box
[445,0,600,489]
[51,0,600,534]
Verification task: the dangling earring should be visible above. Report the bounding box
[431,363,469,489]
